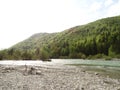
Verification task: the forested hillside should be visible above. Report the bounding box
[0,15,120,60]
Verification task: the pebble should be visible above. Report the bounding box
[0,65,120,90]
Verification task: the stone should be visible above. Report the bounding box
[28,67,37,75]
[36,70,42,75]
[95,72,99,75]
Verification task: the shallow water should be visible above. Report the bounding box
[81,65,120,79]
[52,59,120,67]
[53,59,120,79]
[0,59,120,79]
[0,59,120,66]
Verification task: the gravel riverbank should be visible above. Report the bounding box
[0,64,120,90]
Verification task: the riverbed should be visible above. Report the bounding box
[0,59,120,90]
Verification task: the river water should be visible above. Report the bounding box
[0,59,120,78]
[0,59,120,66]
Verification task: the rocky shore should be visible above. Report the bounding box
[0,64,120,90]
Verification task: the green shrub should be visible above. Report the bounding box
[105,56,112,60]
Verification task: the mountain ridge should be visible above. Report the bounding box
[0,15,120,60]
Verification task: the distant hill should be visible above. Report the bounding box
[0,15,120,60]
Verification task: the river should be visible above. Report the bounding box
[0,59,120,66]
[0,59,120,79]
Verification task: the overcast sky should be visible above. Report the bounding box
[0,0,120,49]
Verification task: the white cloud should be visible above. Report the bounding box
[0,0,120,49]
[105,0,120,17]
[0,0,87,49]
[104,0,114,7]
[89,2,103,12]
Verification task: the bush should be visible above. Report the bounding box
[69,52,86,59]
[87,53,109,60]
[77,53,86,59]
[105,56,112,60]
[93,53,105,59]
[116,54,120,58]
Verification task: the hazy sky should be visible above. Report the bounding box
[0,0,120,49]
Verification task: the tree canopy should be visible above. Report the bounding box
[0,15,120,60]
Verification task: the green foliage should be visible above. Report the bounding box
[0,15,120,60]
[87,54,112,60]
[21,50,32,60]
[105,56,112,60]
[0,53,3,60]
[88,54,106,59]
[69,52,86,59]
[39,48,49,60]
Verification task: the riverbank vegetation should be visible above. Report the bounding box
[0,15,120,60]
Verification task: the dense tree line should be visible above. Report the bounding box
[0,16,120,60]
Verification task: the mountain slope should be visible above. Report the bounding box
[12,33,57,50]
[0,15,120,60]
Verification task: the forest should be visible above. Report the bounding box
[0,15,120,60]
